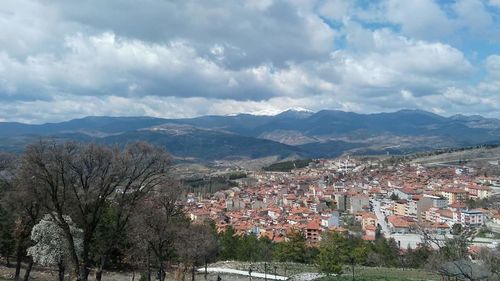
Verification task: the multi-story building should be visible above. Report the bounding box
[466,185,492,199]
[394,200,407,217]
[350,195,370,213]
[441,188,468,204]
[306,220,321,243]
[424,194,448,209]
[460,209,485,227]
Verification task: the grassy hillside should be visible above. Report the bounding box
[316,266,440,281]
[263,159,313,172]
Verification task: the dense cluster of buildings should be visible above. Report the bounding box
[185,158,500,246]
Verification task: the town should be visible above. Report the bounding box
[186,157,500,249]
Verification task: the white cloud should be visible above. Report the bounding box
[454,0,493,34]
[318,0,351,21]
[383,0,455,40]
[488,0,500,7]
[0,0,499,122]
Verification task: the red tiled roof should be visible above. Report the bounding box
[306,220,320,230]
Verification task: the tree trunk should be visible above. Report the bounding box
[23,258,33,281]
[58,262,66,281]
[159,263,165,281]
[204,260,207,279]
[14,244,23,280]
[78,263,90,281]
[78,240,91,281]
[147,251,152,281]
[191,264,195,281]
[95,255,106,281]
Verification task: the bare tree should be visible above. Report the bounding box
[0,153,17,268]
[0,153,16,173]
[416,223,485,280]
[175,223,218,281]
[476,246,500,279]
[18,141,172,281]
[129,184,186,281]
[3,181,42,281]
[0,153,41,281]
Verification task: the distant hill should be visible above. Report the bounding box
[99,124,305,160]
[1,109,500,161]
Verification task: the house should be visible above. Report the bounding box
[420,222,449,235]
[437,209,456,226]
[387,215,413,234]
[363,225,377,241]
[305,220,321,243]
[361,213,377,230]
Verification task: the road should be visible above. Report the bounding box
[372,199,390,235]
[200,267,288,280]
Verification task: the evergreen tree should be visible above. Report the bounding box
[273,231,307,263]
[316,232,349,276]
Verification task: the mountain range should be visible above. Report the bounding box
[1,109,500,161]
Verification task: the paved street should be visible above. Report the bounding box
[372,199,390,235]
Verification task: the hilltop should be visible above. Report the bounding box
[1,109,500,162]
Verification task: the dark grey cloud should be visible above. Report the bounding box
[48,0,335,68]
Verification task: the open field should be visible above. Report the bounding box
[316,266,440,281]
[410,146,500,166]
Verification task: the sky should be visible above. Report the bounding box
[1,0,500,123]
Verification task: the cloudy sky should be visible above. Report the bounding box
[1,0,500,123]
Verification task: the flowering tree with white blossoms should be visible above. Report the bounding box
[27,214,83,281]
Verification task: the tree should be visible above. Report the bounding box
[476,246,500,279]
[175,223,218,281]
[370,237,400,267]
[419,223,476,277]
[19,141,172,281]
[128,184,186,281]
[405,244,432,269]
[3,179,42,281]
[451,223,463,236]
[27,214,83,281]
[316,232,349,276]
[218,226,239,260]
[0,153,17,269]
[273,231,307,263]
[0,205,15,265]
